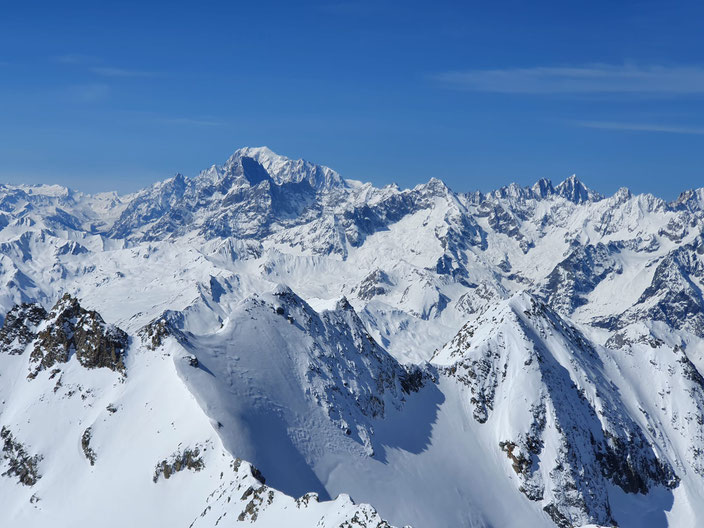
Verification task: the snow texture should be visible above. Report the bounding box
[2,147,704,527]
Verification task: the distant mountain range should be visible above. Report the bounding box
[1,147,704,527]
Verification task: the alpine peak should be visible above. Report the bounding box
[554,174,602,203]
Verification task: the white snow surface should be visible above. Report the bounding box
[2,147,704,527]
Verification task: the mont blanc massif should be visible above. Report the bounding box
[2,146,704,528]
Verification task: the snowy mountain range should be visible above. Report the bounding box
[2,146,704,527]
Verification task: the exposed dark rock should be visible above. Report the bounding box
[541,242,622,315]
[477,202,533,253]
[232,457,266,484]
[597,238,704,336]
[138,310,185,350]
[295,492,319,508]
[153,445,205,483]
[554,175,602,204]
[81,427,97,466]
[659,217,689,243]
[605,331,664,350]
[543,503,574,528]
[356,269,391,300]
[339,512,393,528]
[1,426,43,486]
[249,464,266,485]
[237,485,271,522]
[28,293,128,378]
[0,303,47,355]
[399,365,426,394]
[597,431,678,494]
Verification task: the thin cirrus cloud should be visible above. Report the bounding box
[90,66,158,78]
[573,120,704,135]
[67,83,110,103]
[157,116,225,127]
[433,65,704,95]
[54,55,157,78]
[54,54,98,64]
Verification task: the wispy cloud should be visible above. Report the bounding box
[158,116,225,127]
[573,120,704,135]
[433,65,704,95]
[54,54,97,65]
[91,66,158,78]
[54,54,158,78]
[67,83,110,103]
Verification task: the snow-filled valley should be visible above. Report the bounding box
[2,146,704,527]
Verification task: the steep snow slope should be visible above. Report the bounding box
[145,287,557,528]
[433,294,697,527]
[2,146,704,527]
[0,296,398,528]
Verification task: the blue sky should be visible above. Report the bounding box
[1,1,703,199]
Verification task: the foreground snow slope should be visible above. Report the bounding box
[0,296,397,528]
[2,147,704,527]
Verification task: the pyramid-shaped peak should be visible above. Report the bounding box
[224,146,346,190]
[555,174,602,204]
[532,178,555,198]
[422,177,452,194]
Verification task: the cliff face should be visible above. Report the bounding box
[22,294,128,378]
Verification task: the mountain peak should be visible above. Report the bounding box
[613,186,632,203]
[555,174,601,203]
[5,145,704,528]
[225,146,346,190]
[532,178,555,198]
[420,177,452,196]
[229,146,279,164]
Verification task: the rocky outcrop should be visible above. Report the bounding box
[476,202,532,253]
[190,457,395,528]
[598,236,704,336]
[271,289,430,445]
[28,294,128,378]
[554,175,602,204]
[356,269,392,300]
[541,242,622,314]
[81,428,97,466]
[0,303,47,355]
[153,444,206,483]
[1,426,43,486]
[138,310,185,350]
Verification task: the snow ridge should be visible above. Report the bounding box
[2,146,704,527]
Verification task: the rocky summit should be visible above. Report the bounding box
[1,147,704,527]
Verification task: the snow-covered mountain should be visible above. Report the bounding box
[2,146,704,527]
